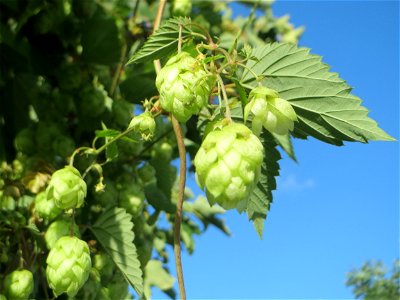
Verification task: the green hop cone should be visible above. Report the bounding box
[118,183,145,218]
[93,253,114,279]
[194,121,264,210]
[46,236,92,297]
[4,269,34,300]
[35,191,62,221]
[156,52,213,122]
[46,166,87,210]
[171,0,192,16]
[129,112,156,141]
[45,219,80,249]
[244,86,298,136]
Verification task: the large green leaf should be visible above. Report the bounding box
[240,43,394,145]
[127,17,197,65]
[246,131,281,238]
[90,207,143,296]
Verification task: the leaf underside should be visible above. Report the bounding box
[91,207,143,296]
[246,131,281,238]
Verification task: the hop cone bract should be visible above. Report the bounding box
[46,166,87,209]
[4,269,34,300]
[35,191,62,221]
[194,122,264,210]
[244,86,297,136]
[156,52,213,122]
[46,236,92,297]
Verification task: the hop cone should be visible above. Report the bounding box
[45,219,80,249]
[118,183,145,218]
[46,236,92,297]
[244,86,297,136]
[156,52,213,122]
[35,191,62,221]
[4,269,34,300]
[129,112,156,140]
[194,122,264,210]
[171,0,192,16]
[46,166,87,210]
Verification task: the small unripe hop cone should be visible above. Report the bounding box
[46,236,92,297]
[244,86,297,136]
[194,122,264,210]
[129,111,156,140]
[4,269,34,300]
[46,166,87,210]
[156,52,214,122]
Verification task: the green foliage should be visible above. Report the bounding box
[347,260,400,300]
[240,43,394,145]
[91,206,143,296]
[127,17,195,65]
[0,0,394,298]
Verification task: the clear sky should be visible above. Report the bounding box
[151,1,399,299]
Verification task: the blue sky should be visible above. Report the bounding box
[152,1,399,299]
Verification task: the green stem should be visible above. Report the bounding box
[217,75,232,122]
[94,126,136,155]
[171,115,187,300]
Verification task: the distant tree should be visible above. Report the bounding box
[347,260,400,300]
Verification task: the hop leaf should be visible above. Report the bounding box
[46,166,87,210]
[156,52,213,122]
[4,269,34,300]
[46,236,92,297]
[244,86,297,136]
[194,121,264,210]
[129,112,156,141]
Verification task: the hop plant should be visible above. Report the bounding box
[4,269,34,300]
[46,236,92,297]
[45,219,80,249]
[171,0,192,16]
[35,191,62,221]
[194,121,264,210]
[244,86,298,136]
[129,112,156,140]
[155,52,213,122]
[46,166,87,210]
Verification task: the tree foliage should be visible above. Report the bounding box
[0,0,393,299]
[347,260,400,300]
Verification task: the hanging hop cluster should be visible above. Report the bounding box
[4,269,34,300]
[46,236,92,297]
[194,122,264,210]
[156,52,213,122]
[46,166,87,210]
[244,86,297,136]
[129,111,156,140]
